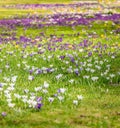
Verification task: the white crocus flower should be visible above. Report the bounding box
[100,61,103,65]
[79,49,84,52]
[17,64,21,67]
[24,89,29,93]
[58,96,64,101]
[42,89,48,94]
[35,87,42,92]
[87,64,92,67]
[109,74,115,78]
[48,97,54,102]
[8,103,15,108]
[14,94,21,99]
[28,75,34,81]
[30,96,36,100]
[59,88,66,94]
[77,95,83,100]
[5,64,10,69]
[86,68,90,72]
[69,79,74,83]
[11,76,18,82]
[31,101,37,107]
[7,87,14,91]
[73,100,78,105]
[43,81,49,88]
[91,77,99,81]
[83,75,90,79]
[55,74,63,80]
[111,56,115,59]
[95,65,101,70]
[90,69,95,73]
[22,98,27,103]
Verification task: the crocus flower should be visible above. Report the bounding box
[28,75,34,81]
[58,96,64,101]
[1,112,7,117]
[77,95,83,100]
[91,76,99,81]
[36,103,43,109]
[55,74,63,80]
[43,81,49,88]
[48,97,54,103]
[73,100,78,105]
[8,103,15,108]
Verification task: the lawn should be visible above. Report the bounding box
[0,0,72,4]
[0,0,120,128]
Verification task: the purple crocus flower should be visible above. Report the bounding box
[57,89,61,93]
[0,83,3,87]
[29,70,33,75]
[75,70,79,76]
[36,69,42,75]
[1,112,7,117]
[59,55,65,60]
[29,53,33,57]
[46,68,52,73]
[88,52,92,57]
[36,103,43,109]
[70,57,75,63]
[36,97,42,102]
[53,94,58,97]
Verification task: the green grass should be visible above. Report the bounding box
[0,0,72,5]
[0,0,120,128]
[0,0,72,19]
[0,8,52,19]
[0,24,120,127]
[0,84,120,128]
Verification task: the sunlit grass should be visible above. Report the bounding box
[0,0,72,5]
[0,8,51,19]
[0,0,120,128]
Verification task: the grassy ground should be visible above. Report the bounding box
[0,0,71,19]
[0,0,120,128]
[0,0,72,5]
[0,0,72,19]
[0,8,51,19]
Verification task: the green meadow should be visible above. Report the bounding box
[0,0,120,128]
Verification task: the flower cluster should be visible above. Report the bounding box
[0,2,120,117]
[0,13,120,29]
